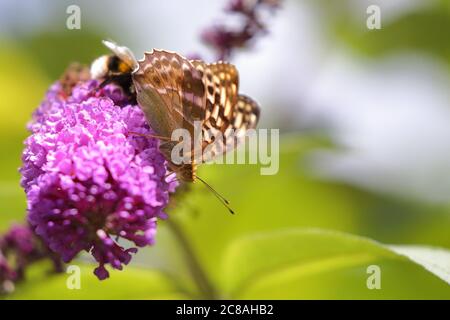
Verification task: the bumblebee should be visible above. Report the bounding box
[90,40,139,98]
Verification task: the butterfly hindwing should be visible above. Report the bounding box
[191,61,239,130]
[201,94,260,163]
[191,61,260,162]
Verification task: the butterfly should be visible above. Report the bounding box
[91,41,261,212]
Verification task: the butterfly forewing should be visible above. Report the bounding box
[133,50,205,138]
[132,51,260,180]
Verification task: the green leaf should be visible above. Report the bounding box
[221,229,450,299]
[388,245,450,285]
[164,135,450,291]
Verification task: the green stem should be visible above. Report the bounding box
[165,218,218,299]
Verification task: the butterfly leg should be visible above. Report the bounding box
[164,170,177,179]
[127,131,173,142]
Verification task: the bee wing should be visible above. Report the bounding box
[102,40,138,71]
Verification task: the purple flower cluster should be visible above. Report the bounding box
[0,224,61,294]
[20,80,176,279]
[201,0,281,60]
[1,225,39,278]
[0,252,16,295]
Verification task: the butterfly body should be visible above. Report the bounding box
[91,41,260,184]
[158,140,197,182]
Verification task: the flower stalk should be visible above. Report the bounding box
[165,218,218,299]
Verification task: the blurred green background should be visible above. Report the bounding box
[0,0,449,299]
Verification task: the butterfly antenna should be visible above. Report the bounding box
[195,175,234,214]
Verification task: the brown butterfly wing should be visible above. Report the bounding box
[132,50,206,139]
[133,53,260,175]
[201,94,260,163]
[190,61,239,129]
[190,61,260,162]
[132,50,209,181]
